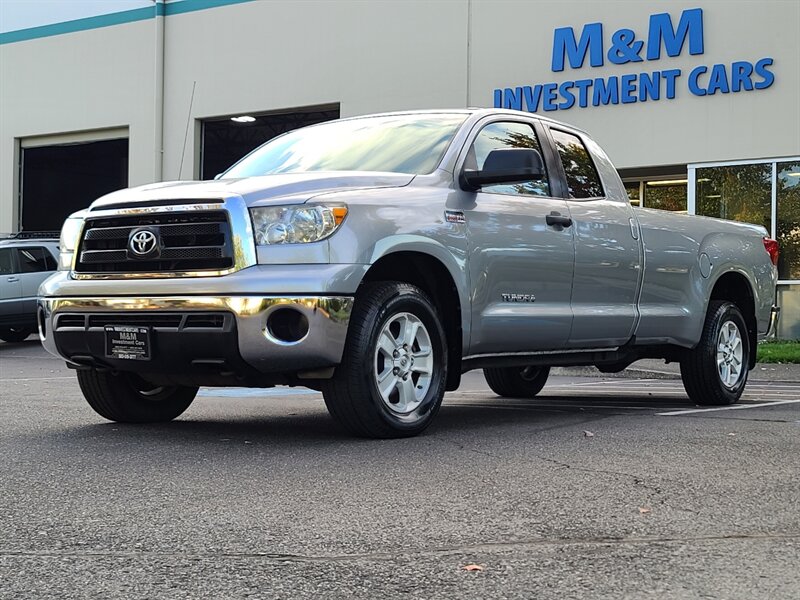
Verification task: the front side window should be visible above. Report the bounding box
[551,129,604,199]
[467,121,550,197]
[16,247,56,273]
[222,114,466,177]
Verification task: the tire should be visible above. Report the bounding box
[76,369,198,423]
[323,281,448,438]
[484,366,550,398]
[680,300,750,406]
[0,327,33,343]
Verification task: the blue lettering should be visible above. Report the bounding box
[620,74,637,103]
[552,23,604,72]
[542,83,559,111]
[523,85,543,112]
[707,64,730,95]
[730,61,754,92]
[607,29,644,65]
[688,65,707,96]
[646,8,704,60]
[754,57,775,89]
[661,69,681,99]
[503,87,523,110]
[593,77,619,105]
[574,79,592,107]
[639,71,660,101]
[558,81,576,109]
[493,89,502,108]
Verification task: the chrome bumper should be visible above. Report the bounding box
[38,295,353,374]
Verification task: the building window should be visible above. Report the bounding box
[644,179,687,212]
[777,160,800,281]
[624,181,641,206]
[622,178,686,211]
[695,163,772,232]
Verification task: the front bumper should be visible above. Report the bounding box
[38,295,353,378]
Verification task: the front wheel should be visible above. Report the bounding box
[323,282,448,438]
[680,301,750,406]
[76,369,198,423]
[484,366,550,398]
[0,327,33,343]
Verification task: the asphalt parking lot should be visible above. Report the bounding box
[2,339,799,599]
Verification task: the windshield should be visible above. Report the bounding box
[222,114,466,178]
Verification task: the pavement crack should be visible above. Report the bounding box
[2,532,798,564]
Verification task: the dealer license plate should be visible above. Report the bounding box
[104,325,151,360]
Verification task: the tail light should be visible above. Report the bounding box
[763,237,779,266]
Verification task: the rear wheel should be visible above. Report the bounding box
[76,369,198,423]
[0,327,33,343]
[680,301,750,406]
[484,366,550,398]
[323,282,447,438]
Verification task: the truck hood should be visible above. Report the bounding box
[90,172,415,210]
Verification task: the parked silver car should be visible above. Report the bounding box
[39,109,779,437]
[0,234,59,342]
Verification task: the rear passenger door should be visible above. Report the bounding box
[547,127,641,348]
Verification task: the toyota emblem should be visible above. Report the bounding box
[128,228,159,258]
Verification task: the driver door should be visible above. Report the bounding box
[459,119,575,355]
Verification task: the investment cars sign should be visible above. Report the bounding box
[493,8,775,113]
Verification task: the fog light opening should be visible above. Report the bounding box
[266,308,309,344]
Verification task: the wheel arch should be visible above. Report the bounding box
[708,270,758,368]
[360,248,466,391]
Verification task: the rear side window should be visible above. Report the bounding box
[16,247,56,273]
[551,129,604,199]
[467,121,551,197]
[0,248,13,274]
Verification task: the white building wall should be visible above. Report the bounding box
[1,0,799,227]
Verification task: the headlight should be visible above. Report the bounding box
[250,205,348,245]
[58,213,86,270]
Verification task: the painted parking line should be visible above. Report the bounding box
[197,387,319,398]
[659,399,800,416]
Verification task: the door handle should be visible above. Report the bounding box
[6,276,19,283]
[546,212,573,228]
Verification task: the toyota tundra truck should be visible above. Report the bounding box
[39,109,780,438]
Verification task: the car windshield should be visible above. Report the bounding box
[222,114,466,178]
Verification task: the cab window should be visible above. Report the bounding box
[466,122,551,197]
[550,129,604,199]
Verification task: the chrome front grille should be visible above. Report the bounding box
[74,211,234,273]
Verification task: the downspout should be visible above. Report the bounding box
[153,0,165,182]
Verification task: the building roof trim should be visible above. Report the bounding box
[0,0,254,45]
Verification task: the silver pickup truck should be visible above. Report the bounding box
[39,109,780,438]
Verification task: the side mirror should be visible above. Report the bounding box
[461,148,545,191]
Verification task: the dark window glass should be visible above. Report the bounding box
[696,164,771,231]
[777,161,800,280]
[16,247,55,273]
[0,249,13,275]
[467,122,550,197]
[551,129,604,199]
